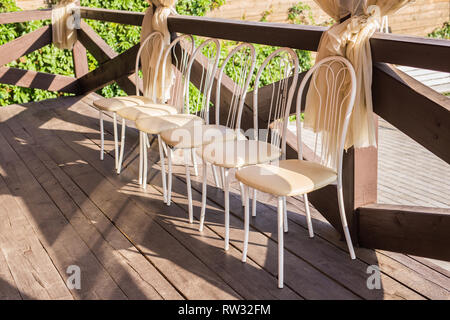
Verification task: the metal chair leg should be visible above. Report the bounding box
[337,186,356,259]
[167,147,173,206]
[113,112,119,169]
[143,133,148,190]
[303,193,314,238]
[191,147,198,176]
[277,196,284,289]
[185,149,194,223]
[99,110,104,161]
[158,136,167,203]
[117,118,126,174]
[224,168,230,251]
[139,131,143,185]
[252,189,257,217]
[242,185,250,262]
[199,163,208,231]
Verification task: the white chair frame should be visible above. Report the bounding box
[116,31,165,174]
[240,55,357,288]
[199,47,299,251]
[138,34,196,204]
[162,38,221,223]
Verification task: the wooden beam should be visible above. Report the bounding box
[77,44,139,94]
[373,63,450,164]
[0,26,51,67]
[167,15,450,73]
[371,33,450,73]
[76,8,450,72]
[77,21,117,63]
[72,41,89,78]
[0,9,52,24]
[0,67,79,94]
[76,21,138,95]
[79,7,144,26]
[358,204,450,261]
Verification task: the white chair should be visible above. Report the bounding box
[93,31,172,171]
[198,48,300,251]
[135,34,196,201]
[160,42,256,223]
[136,38,220,211]
[116,32,181,175]
[235,56,358,288]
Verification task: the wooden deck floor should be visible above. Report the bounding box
[0,95,449,300]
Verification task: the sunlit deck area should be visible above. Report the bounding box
[0,95,448,300]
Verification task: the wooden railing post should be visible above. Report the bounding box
[72,41,89,78]
[341,116,379,243]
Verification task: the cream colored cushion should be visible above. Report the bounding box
[160,124,245,149]
[235,159,337,197]
[199,140,281,169]
[117,104,177,121]
[93,96,154,112]
[135,114,204,135]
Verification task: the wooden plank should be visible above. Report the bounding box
[77,21,117,64]
[0,104,128,300]
[77,44,139,94]
[358,204,450,261]
[12,101,241,300]
[166,15,450,73]
[72,41,89,78]
[0,177,73,300]
[0,9,51,24]
[0,67,80,94]
[79,7,145,26]
[370,33,450,73]
[77,21,140,95]
[51,97,302,300]
[0,26,51,67]
[155,157,427,299]
[373,63,450,164]
[0,176,34,300]
[2,112,182,300]
[76,8,449,72]
[148,118,446,299]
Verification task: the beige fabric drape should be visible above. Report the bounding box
[141,0,177,102]
[52,0,77,50]
[304,0,412,155]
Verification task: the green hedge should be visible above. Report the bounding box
[0,0,312,107]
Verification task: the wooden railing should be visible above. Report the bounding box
[1,6,449,260]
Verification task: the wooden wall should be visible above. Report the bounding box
[13,0,450,36]
[207,0,450,36]
[15,0,49,10]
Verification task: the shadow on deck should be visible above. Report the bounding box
[0,95,448,300]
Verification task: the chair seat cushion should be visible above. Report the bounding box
[199,140,281,169]
[135,114,204,135]
[117,104,177,121]
[160,124,245,149]
[93,96,154,112]
[235,159,337,197]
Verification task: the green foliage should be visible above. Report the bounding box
[428,21,450,40]
[0,1,75,105]
[259,8,273,22]
[287,1,314,25]
[0,0,312,109]
[176,0,225,16]
[1,0,225,106]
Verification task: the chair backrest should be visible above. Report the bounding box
[253,47,299,158]
[215,43,256,130]
[135,31,165,101]
[295,56,357,183]
[184,38,221,122]
[160,34,195,112]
